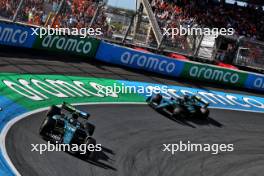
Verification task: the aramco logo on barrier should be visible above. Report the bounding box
[40,35,92,55]
[253,78,264,89]
[120,52,176,74]
[189,66,240,84]
[0,26,28,45]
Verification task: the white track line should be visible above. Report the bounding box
[0,102,263,176]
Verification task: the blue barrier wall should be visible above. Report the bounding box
[96,41,264,93]
[245,74,264,92]
[0,23,36,48]
[96,41,185,77]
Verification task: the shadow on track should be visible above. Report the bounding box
[71,146,117,171]
[154,109,223,128]
[40,134,117,171]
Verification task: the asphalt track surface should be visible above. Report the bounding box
[1,48,264,176]
[6,105,264,176]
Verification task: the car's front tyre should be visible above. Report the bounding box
[200,108,209,118]
[46,105,61,117]
[151,94,162,105]
[39,116,56,136]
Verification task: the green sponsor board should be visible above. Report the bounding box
[33,35,100,58]
[181,62,248,87]
[0,73,144,110]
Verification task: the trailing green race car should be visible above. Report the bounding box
[39,102,96,159]
[147,94,210,119]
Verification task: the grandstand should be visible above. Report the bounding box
[0,0,263,72]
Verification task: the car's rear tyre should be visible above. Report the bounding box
[46,105,61,117]
[39,117,56,136]
[172,107,184,118]
[151,94,162,105]
[85,137,97,160]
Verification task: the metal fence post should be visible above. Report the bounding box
[122,14,135,44]
[12,0,24,22]
[51,0,65,27]
[89,2,105,28]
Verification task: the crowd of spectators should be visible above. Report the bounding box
[0,0,51,25]
[55,0,98,28]
[0,0,112,38]
[149,0,264,42]
[2,0,263,43]
[0,0,111,37]
[0,0,16,20]
[53,0,112,37]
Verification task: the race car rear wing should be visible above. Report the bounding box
[62,102,90,119]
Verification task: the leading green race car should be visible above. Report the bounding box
[39,102,96,159]
[147,94,210,119]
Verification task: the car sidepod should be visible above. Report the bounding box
[63,120,78,144]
